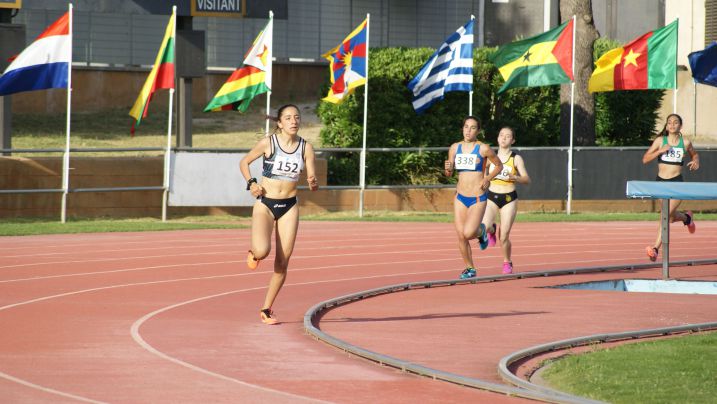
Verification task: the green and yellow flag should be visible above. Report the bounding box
[490,19,574,94]
[129,12,175,134]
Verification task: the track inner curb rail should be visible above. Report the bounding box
[303,259,717,404]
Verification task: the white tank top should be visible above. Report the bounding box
[261,134,306,182]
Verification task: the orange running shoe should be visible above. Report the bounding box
[247,251,260,270]
[260,308,279,325]
[646,246,658,262]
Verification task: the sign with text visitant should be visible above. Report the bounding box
[191,0,245,17]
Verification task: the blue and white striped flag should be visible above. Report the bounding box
[407,19,474,114]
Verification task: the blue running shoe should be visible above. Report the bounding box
[459,267,476,279]
[477,223,488,250]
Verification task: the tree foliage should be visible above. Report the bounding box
[318,43,664,185]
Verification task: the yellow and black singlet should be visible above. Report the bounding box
[490,151,517,186]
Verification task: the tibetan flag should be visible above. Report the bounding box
[204,18,272,112]
[407,18,474,114]
[688,42,717,88]
[588,20,677,93]
[0,12,70,96]
[129,12,175,134]
[322,19,367,104]
[491,19,573,94]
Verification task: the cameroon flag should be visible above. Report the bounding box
[588,20,677,93]
[491,19,574,94]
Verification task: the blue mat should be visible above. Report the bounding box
[626,181,717,200]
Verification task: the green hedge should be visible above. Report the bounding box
[318,42,663,185]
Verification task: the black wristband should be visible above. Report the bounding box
[246,177,257,190]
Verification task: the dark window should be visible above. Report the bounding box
[707,0,717,46]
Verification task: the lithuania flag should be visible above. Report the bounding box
[491,19,573,94]
[589,20,678,93]
[129,12,175,134]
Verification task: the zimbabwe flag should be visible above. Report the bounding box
[204,17,272,112]
[491,19,573,94]
[589,20,677,93]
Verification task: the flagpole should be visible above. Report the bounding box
[673,18,679,114]
[693,80,697,138]
[468,14,475,116]
[359,13,370,218]
[265,10,273,136]
[161,6,177,222]
[566,15,576,215]
[61,3,73,223]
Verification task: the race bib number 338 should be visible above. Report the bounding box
[454,153,477,170]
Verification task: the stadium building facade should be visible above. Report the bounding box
[3,0,717,140]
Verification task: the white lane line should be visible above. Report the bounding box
[0,265,455,403]
[0,257,457,284]
[0,370,106,403]
[129,268,458,402]
[0,228,447,252]
[130,287,329,404]
[0,244,712,284]
[0,239,677,270]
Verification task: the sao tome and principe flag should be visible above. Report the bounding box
[589,20,678,92]
[204,17,273,112]
[129,12,176,134]
[0,11,71,96]
[490,19,574,94]
[322,19,368,104]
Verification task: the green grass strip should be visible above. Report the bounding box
[0,217,244,237]
[540,332,717,403]
[2,211,715,236]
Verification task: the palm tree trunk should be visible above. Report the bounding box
[559,0,599,146]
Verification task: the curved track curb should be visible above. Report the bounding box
[497,322,717,400]
[303,258,717,403]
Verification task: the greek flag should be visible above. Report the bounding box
[407,19,474,114]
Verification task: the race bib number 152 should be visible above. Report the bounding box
[272,155,301,178]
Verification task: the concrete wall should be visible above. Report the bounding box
[2,155,716,219]
[659,70,717,142]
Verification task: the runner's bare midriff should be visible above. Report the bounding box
[456,171,485,196]
[261,176,298,199]
[657,163,681,179]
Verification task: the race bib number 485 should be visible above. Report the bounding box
[454,153,477,170]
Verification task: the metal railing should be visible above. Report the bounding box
[3,145,716,221]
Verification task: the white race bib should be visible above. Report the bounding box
[271,155,302,179]
[454,153,477,170]
[661,147,684,163]
[495,164,514,181]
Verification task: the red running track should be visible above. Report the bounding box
[0,220,716,403]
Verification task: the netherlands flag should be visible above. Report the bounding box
[0,12,71,96]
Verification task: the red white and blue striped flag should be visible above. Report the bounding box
[0,12,71,96]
